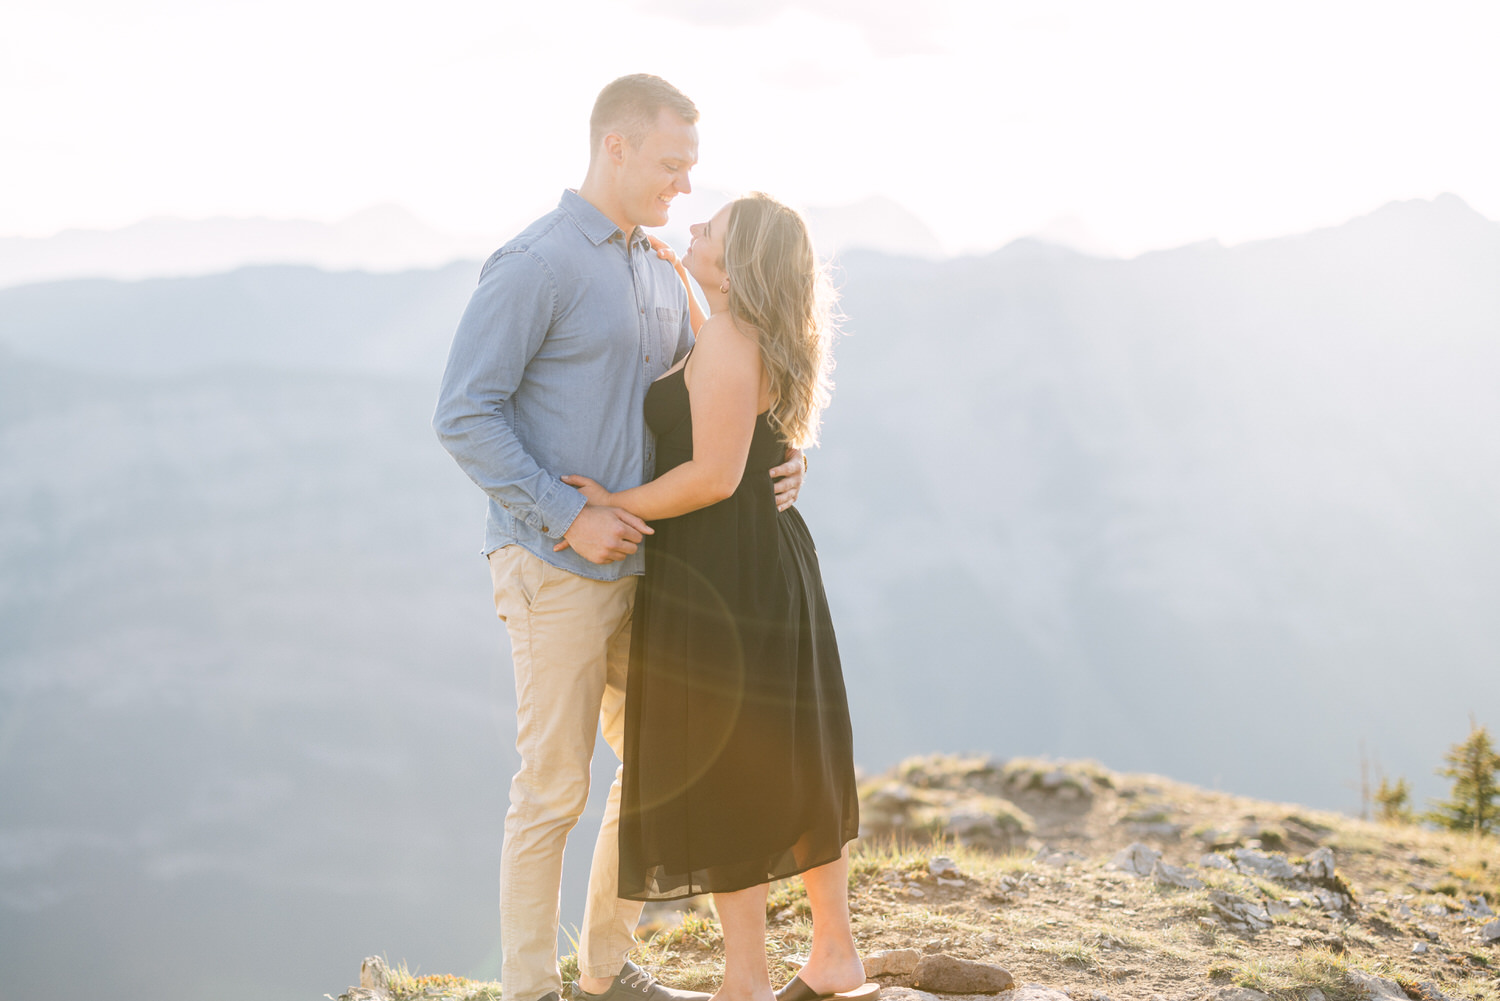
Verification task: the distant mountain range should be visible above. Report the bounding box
[0,195,949,289]
[1,193,1497,1001]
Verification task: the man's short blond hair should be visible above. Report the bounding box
[589,74,698,156]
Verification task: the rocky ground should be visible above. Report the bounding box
[334,756,1500,1001]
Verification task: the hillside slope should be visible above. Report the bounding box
[339,756,1500,1001]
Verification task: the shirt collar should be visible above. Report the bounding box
[560,189,651,250]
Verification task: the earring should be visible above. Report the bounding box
[719,280,729,294]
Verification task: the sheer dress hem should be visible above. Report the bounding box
[618,834,859,902]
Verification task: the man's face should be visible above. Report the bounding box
[616,109,698,230]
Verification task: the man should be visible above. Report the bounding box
[433,75,804,1001]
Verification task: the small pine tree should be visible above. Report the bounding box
[1428,721,1500,836]
[1375,775,1413,823]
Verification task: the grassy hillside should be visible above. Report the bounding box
[337,756,1500,1001]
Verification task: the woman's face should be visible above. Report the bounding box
[682,203,731,292]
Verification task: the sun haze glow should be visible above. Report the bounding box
[2,0,1497,256]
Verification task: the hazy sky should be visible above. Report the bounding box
[3,0,1498,256]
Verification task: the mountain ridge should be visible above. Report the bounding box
[3,190,1498,1001]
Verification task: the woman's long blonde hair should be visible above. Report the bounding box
[723,192,838,449]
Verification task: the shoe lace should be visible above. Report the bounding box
[623,970,655,991]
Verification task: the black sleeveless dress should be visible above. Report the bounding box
[617,363,860,900]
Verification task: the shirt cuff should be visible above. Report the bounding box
[530,479,588,539]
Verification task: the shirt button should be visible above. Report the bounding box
[541,525,549,533]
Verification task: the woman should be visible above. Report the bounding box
[562,193,872,1001]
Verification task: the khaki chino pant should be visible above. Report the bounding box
[488,545,644,1001]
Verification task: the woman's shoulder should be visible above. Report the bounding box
[697,311,761,347]
[686,313,767,396]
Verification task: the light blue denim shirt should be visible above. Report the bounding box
[433,189,694,580]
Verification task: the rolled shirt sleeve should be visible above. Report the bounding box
[432,250,586,539]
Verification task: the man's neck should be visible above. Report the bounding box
[576,175,634,242]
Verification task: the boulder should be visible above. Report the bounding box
[1008,986,1074,1001]
[1199,853,1234,870]
[1109,843,1162,877]
[1464,896,1495,920]
[1036,847,1088,868]
[867,989,941,1001]
[360,957,390,992]
[1346,970,1410,1001]
[1313,887,1354,913]
[1231,848,1300,880]
[911,954,1014,994]
[1213,989,1273,1001]
[1152,860,1205,890]
[1304,847,1336,880]
[864,949,921,977]
[1482,918,1500,942]
[1209,890,1272,931]
[944,801,1032,852]
[928,856,960,878]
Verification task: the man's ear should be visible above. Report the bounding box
[602,131,627,167]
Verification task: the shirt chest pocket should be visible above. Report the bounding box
[652,306,682,362]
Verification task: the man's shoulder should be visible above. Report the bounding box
[481,204,603,278]
[484,208,569,264]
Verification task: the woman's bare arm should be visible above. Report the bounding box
[648,235,707,335]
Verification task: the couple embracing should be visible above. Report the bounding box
[434,74,871,1001]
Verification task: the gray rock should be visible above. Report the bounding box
[1199,853,1234,870]
[1346,971,1410,1001]
[1232,848,1300,880]
[928,855,960,878]
[1152,860,1205,890]
[1396,902,1415,919]
[911,954,1014,994]
[1415,982,1454,1001]
[1008,986,1073,1001]
[359,957,389,992]
[1313,887,1354,912]
[1482,918,1500,942]
[864,949,921,977]
[1411,942,1428,955]
[947,810,1018,851]
[1036,847,1087,868]
[1213,989,1273,1001]
[1110,843,1162,876]
[1305,847,1336,880]
[1464,896,1495,919]
[1307,991,1326,1001]
[1209,890,1272,930]
[867,989,940,1001]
